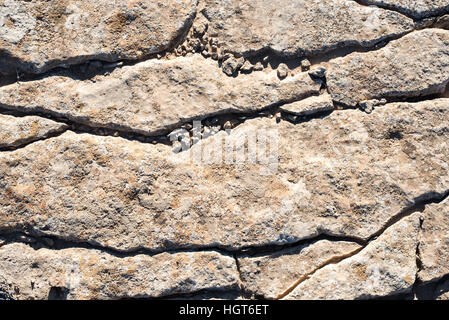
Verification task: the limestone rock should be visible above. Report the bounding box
[0,242,239,300]
[434,14,449,29]
[280,94,334,116]
[0,55,320,136]
[434,279,449,300]
[1,0,448,301]
[238,240,361,299]
[360,0,449,19]
[201,0,413,56]
[277,64,289,80]
[301,59,311,72]
[284,214,421,300]
[359,99,387,114]
[418,198,449,283]
[0,114,68,149]
[0,0,198,75]
[327,29,449,106]
[0,99,447,252]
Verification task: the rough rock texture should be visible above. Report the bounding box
[0,0,198,75]
[0,243,239,300]
[0,99,447,253]
[238,240,361,299]
[280,94,334,116]
[1,0,449,301]
[418,198,449,283]
[0,55,320,135]
[360,0,449,19]
[201,0,414,56]
[0,114,67,149]
[284,214,421,300]
[327,29,449,106]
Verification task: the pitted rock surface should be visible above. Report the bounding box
[0,0,448,301]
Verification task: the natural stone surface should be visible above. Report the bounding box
[201,0,414,57]
[0,55,320,135]
[0,99,447,252]
[0,242,239,300]
[434,279,449,300]
[327,29,449,106]
[418,198,449,282]
[0,114,67,149]
[284,214,421,300]
[360,0,449,19]
[1,1,449,300]
[280,94,334,116]
[238,240,361,299]
[0,0,198,75]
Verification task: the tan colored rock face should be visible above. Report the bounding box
[360,0,449,18]
[0,0,198,75]
[238,240,361,299]
[0,114,67,149]
[0,55,320,135]
[419,198,449,282]
[284,214,421,300]
[201,0,414,56]
[0,0,449,301]
[280,94,334,116]
[0,243,239,300]
[0,99,447,253]
[327,29,449,106]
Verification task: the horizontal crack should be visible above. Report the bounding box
[366,189,449,243]
[3,190,446,265]
[0,4,197,80]
[1,89,445,154]
[0,92,333,151]
[333,88,449,111]
[0,189,447,301]
[351,0,449,20]
[2,19,443,89]
[0,228,364,262]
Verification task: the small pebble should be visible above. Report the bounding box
[309,66,326,78]
[253,62,263,71]
[277,63,289,79]
[301,59,311,71]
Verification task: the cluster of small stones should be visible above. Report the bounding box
[159,14,316,79]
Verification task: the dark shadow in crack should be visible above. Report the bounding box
[359,290,414,300]
[415,274,449,300]
[48,287,70,300]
